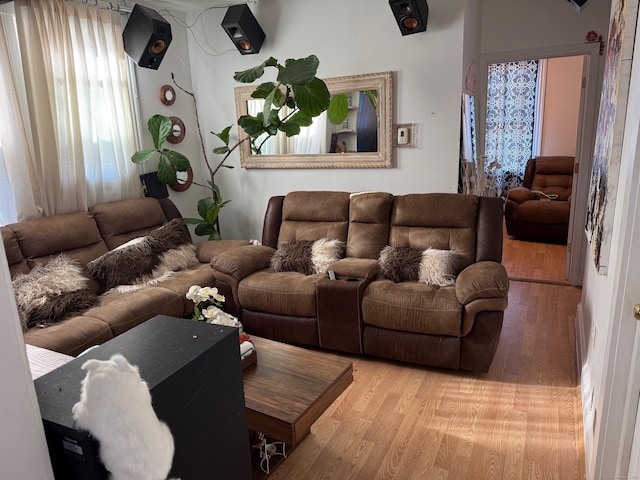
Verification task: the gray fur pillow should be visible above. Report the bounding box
[270,238,345,274]
[378,246,459,286]
[377,246,423,282]
[86,237,158,292]
[12,254,98,330]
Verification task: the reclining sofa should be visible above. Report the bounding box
[211,191,510,372]
[2,197,247,356]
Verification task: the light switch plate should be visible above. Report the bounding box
[393,123,417,147]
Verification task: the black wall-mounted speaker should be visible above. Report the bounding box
[389,0,429,36]
[122,4,172,70]
[221,4,265,55]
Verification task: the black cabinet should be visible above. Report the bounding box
[34,315,251,480]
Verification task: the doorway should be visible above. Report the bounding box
[478,43,602,286]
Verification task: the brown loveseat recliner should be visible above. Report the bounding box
[504,156,574,243]
[211,191,510,372]
[2,197,248,356]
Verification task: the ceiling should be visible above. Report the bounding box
[148,0,238,13]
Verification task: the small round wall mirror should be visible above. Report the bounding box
[166,116,186,144]
[169,166,193,192]
[159,85,176,105]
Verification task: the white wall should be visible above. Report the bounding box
[579,1,640,476]
[481,0,612,54]
[182,0,467,241]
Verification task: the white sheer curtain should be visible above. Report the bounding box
[10,0,139,218]
[0,13,40,224]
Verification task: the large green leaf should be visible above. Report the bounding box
[327,94,349,125]
[131,149,156,164]
[278,122,301,137]
[363,89,378,110]
[277,55,319,85]
[197,197,215,220]
[238,114,267,138]
[233,57,277,83]
[157,154,177,184]
[251,82,278,99]
[292,77,330,117]
[148,115,172,150]
[183,217,202,225]
[213,125,233,145]
[287,111,313,127]
[195,223,217,239]
[163,149,190,171]
[213,146,230,155]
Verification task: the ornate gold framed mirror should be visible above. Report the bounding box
[234,71,393,168]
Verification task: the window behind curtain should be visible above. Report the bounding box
[484,60,540,194]
[0,0,139,225]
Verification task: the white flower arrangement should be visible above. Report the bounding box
[185,285,239,327]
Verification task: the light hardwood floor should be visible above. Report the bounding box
[267,228,584,479]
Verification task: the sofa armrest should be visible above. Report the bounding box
[196,239,251,263]
[455,261,509,305]
[210,244,275,280]
[329,258,379,279]
[506,187,537,204]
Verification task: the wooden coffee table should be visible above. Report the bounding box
[243,336,353,447]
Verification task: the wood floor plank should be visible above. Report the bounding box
[266,234,584,479]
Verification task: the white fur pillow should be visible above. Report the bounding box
[311,238,345,273]
[419,248,459,286]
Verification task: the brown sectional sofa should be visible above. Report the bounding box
[2,197,248,356]
[211,191,510,372]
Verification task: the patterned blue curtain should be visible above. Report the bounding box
[485,60,539,194]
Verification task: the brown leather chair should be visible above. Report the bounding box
[504,156,574,243]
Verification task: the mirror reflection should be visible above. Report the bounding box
[235,71,393,169]
[247,90,378,155]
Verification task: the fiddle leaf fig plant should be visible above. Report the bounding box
[131,115,190,185]
[131,54,350,240]
[235,55,349,154]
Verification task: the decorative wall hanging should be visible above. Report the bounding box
[585,0,638,274]
[166,116,185,144]
[159,85,176,105]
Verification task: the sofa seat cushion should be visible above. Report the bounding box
[24,316,113,356]
[362,280,462,336]
[518,200,570,224]
[151,263,217,313]
[83,288,184,336]
[238,270,321,317]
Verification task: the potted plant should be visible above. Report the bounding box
[132,55,350,240]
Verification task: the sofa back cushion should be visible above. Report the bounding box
[8,211,107,270]
[90,198,176,250]
[2,226,30,277]
[347,192,393,259]
[277,191,351,247]
[389,194,479,271]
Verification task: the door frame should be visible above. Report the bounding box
[477,42,602,286]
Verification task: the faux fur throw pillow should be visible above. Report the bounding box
[377,246,423,282]
[12,254,98,330]
[378,246,459,286]
[270,238,345,274]
[419,248,459,286]
[86,219,193,293]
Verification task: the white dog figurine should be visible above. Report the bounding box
[72,354,175,480]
